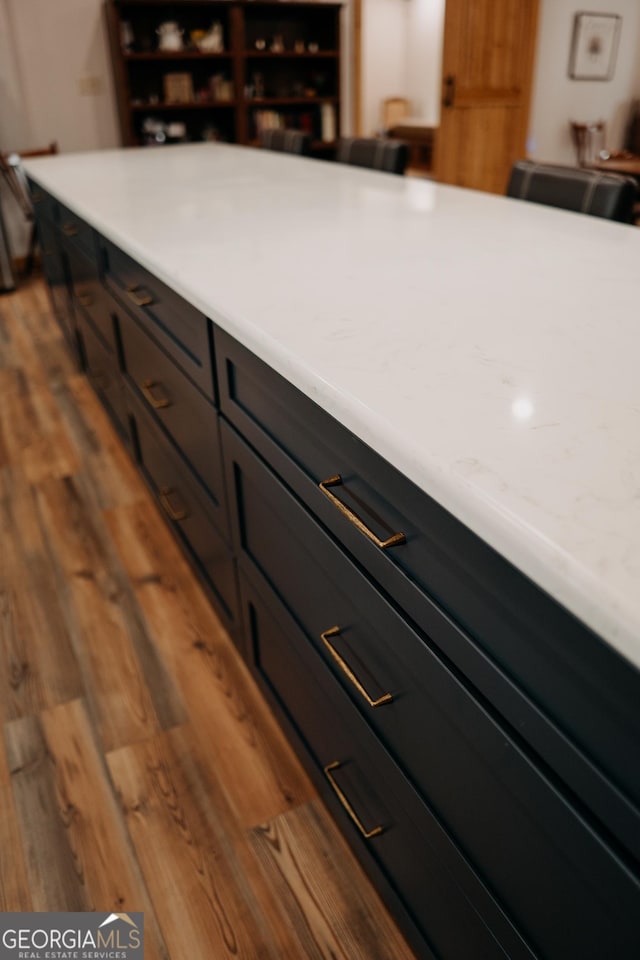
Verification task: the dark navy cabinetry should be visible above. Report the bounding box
[30,176,640,960]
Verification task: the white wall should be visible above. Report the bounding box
[361,0,409,135]
[3,0,120,155]
[406,0,444,125]
[528,0,640,163]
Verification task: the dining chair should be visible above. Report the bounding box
[506,160,637,223]
[0,141,58,277]
[259,129,311,156]
[336,137,409,175]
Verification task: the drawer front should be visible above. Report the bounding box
[102,238,214,401]
[58,202,97,261]
[78,313,128,439]
[223,420,640,960]
[241,570,531,960]
[29,180,58,223]
[39,216,72,329]
[119,308,225,515]
[66,246,118,354]
[128,389,237,628]
[216,328,640,856]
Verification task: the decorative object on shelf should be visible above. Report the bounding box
[163,72,194,104]
[141,116,166,145]
[120,20,134,52]
[270,34,285,53]
[294,39,305,53]
[198,21,224,53]
[569,13,621,81]
[255,38,266,51]
[307,41,319,53]
[210,74,233,102]
[190,29,206,49]
[165,121,188,143]
[201,124,220,142]
[252,72,265,99]
[156,21,184,52]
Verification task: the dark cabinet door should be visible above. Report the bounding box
[39,215,75,348]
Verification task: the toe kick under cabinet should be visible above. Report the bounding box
[30,181,640,960]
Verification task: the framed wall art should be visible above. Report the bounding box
[569,13,622,81]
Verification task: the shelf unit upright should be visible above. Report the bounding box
[105,0,342,155]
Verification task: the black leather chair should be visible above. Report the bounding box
[259,129,311,156]
[337,137,409,175]
[506,160,637,223]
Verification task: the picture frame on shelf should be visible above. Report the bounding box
[568,12,622,81]
[163,72,194,104]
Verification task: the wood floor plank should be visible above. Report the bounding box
[105,499,315,827]
[0,286,80,481]
[0,466,84,720]
[34,475,185,751]
[0,783,33,912]
[249,799,416,960]
[63,373,145,511]
[108,728,278,960]
[4,700,169,958]
[4,712,92,911]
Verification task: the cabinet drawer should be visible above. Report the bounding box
[58,202,96,261]
[102,238,214,401]
[223,420,640,960]
[128,389,237,628]
[78,312,128,440]
[66,246,118,354]
[38,215,74,338]
[216,328,640,857]
[241,570,531,960]
[119,308,226,515]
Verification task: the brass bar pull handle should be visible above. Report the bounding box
[159,487,188,522]
[321,626,392,707]
[141,379,171,409]
[126,285,154,308]
[324,762,383,839]
[62,222,78,237]
[318,475,405,549]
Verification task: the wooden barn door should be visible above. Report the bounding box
[435,0,540,194]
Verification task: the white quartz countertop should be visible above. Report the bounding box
[25,144,640,670]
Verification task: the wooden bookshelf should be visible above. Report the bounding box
[106,0,342,151]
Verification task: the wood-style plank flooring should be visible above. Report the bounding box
[0,277,416,960]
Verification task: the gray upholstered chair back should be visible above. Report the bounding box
[259,129,311,156]
[507,160,637,223]
[337,137,409,175]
